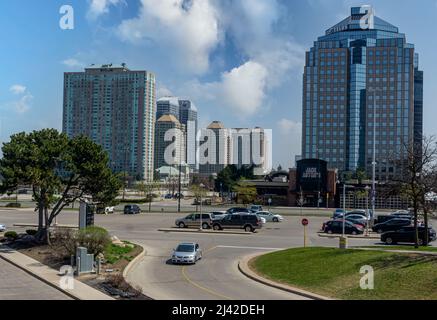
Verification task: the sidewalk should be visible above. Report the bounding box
[0,245,114,300]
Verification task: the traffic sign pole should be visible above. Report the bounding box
[302,219,309,248]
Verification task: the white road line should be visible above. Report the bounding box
[216,245,285,251]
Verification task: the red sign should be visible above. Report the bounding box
[302,218,309,226]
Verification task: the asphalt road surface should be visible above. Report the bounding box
[0,208,381,300]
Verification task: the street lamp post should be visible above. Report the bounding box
[199,183,205,231]
[370,88,377,226]
[365,186,371,236]
[342,184,346,237]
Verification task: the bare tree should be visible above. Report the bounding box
[386,136,437,247]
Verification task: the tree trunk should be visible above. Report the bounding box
[424,206,429,246]
[414,203,419,249]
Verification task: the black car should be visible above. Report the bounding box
[381,226,437,245]
[372,218,412,234]
[212,214,262,232]
[124,204,141,215]
[226,207,251,215]
[322,220,364,235]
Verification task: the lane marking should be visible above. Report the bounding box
[216,245,286,251]
[180,246,233,300]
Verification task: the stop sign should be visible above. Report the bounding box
[302,218,309,226]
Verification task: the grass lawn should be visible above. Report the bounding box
[252,247,437,300]
[104,242,135,264]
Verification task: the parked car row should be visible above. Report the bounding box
[174,207,283,233]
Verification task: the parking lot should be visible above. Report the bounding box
[0,207,384,300]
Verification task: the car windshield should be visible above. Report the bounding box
[176,244,195,252]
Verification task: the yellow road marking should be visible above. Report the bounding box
[181,246,233,300]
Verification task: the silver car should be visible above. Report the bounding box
[0,224,6,232]
[171,243,202,265]
[256,211,284,222]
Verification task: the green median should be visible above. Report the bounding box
[251,247,437,300]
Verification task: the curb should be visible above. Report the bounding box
[317,233,380,240]
[0,247,80,300]
[158,228,254,236]
[122,243,146,279]
[238,253,334,301]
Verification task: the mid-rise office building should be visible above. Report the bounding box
[157,97,198,169]
[63,64,156,181]
[301,6,423,181]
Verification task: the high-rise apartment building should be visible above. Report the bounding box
[301,6,423,181]
[154,114,186,171]
[63,64,156,181]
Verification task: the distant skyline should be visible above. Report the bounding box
[1,0,437,168]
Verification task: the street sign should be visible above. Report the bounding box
[302,218,309,226]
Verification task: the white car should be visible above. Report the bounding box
[0,224,6,232]
[105,207,115,214]
[256,211,284,223]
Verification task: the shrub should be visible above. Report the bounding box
[77,226,111,257]
[5,203,21,208]
[4,231,18,240]
[52,226,111,258]
[26,229,38,236]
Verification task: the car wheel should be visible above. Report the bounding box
[245,225,253,233]
[202,222,209,230]
[178,222,186,228]
[273,218,279,223]
[385,237,394,245]
[213,224,221,231]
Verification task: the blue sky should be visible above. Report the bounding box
[1,0,437,168]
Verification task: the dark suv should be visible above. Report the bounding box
[212,214,262,232]
[381,226,437,245]
[124,204,141,215]
[226,207,250,215]
[372,218,412,234]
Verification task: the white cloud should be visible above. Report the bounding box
[62,58,85,69]
[278,119,302,135]
[5,85,33,113]
[220,61,268,115]
[87,0,122,19]
[11,93,33,114]
[117,0,220,75]
[156,84,173,99]
[9,85,26,95]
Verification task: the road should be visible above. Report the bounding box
[0,207,382,300]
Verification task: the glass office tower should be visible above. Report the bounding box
[301,6,423,181]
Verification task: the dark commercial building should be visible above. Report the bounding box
[301,6,423,181]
